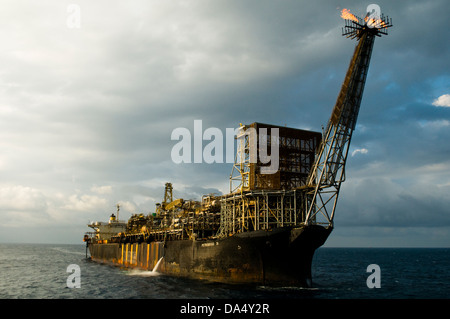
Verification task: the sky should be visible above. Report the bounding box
[0,0,449,247]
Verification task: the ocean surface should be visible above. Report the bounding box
[0,244,449,299]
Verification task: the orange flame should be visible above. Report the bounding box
[341,8,359,23]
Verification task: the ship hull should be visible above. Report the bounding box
[88,225,332,287]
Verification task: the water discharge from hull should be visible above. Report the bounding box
[153,256,164,273]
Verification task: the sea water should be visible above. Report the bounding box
[0,244,449,299]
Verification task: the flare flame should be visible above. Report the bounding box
[341,8,359,23]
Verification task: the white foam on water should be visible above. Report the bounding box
[127,257,164,277]
[51,246,86,256]
[257,285,320,291]
[127,269,161,277]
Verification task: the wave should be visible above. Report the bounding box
[127,269,161,277]
[50,246,86,256]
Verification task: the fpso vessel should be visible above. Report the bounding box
[84,10,392,287]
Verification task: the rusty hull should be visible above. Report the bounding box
[88,224,332,287]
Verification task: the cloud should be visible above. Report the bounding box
[91,185,113,195]
[432,94,450,107]
[0,185,47,212]
[0,185,52,229]
[418,119,450,129]
[116,201,137,215]
[327,226,450,247]
[351,148,368,157]
[338,154,450,228]
[62,194,107,212]
[0,186,49,228]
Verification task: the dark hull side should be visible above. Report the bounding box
[88,225,332,287]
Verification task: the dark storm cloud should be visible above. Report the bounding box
[338,176,450,227]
